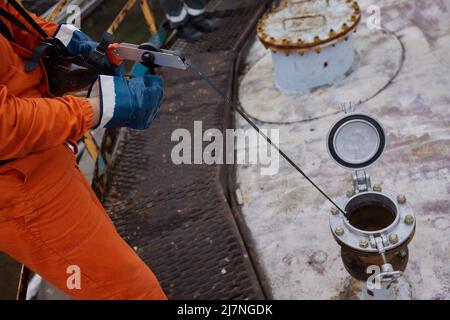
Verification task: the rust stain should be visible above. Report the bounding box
[410,140,450,159]
[307,250,328,275]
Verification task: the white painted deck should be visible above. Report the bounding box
[236,0,450,299]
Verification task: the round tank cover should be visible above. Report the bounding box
[327,113,386,170]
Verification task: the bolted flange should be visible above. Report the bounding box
[257,0,361,54]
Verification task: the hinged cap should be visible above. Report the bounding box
[327,113,386,170]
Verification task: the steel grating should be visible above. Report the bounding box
[100,1,270,300]
[170,0,266,55]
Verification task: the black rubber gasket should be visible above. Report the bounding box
[328,114,385,169]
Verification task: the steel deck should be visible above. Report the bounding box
[100,0,270,300]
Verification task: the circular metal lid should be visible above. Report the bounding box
[327,113,386,170]
[257,0,361,53]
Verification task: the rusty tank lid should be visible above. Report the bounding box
[257,0,361,53]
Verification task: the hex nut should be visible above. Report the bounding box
[359,239,369,248]
[372,184,382,192]
[404,214,414,225]
[346,190,354,198]
[389,233,399,244]
[331,206,339,215]
[397,194,406,204]
[335,226,344,236]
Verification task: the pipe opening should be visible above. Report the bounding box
[346,193,397,232]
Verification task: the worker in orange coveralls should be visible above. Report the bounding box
[0,0,166,300]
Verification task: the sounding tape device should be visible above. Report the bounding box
[111,42,188,71]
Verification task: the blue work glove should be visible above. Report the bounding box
[90,75,164,130]
[54,24,123,76]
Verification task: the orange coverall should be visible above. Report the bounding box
[0,2,166,300]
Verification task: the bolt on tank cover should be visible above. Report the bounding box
[258,0,361,52]
[327,113,386,170]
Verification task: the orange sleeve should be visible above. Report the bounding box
[5,2,59,48]
[0,85,94,160]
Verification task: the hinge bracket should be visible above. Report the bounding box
[353,170,372,193]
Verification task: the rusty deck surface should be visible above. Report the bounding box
[100,0,270,300]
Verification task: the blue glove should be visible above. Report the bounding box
[90,75,164,130]
[54,24,123,76]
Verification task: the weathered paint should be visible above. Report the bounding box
[258,0,360,93]
[241,26,404,123]
[271,37,355,93]
[259,0,360,49]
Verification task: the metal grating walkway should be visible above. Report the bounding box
[170,0,264,55]
[100,0,269,299]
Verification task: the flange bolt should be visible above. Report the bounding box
[373,184,382,192]
[346,190,354,198]
[359,239,369,248]
[404,214,414,225]
[331,206,339,215]
[389,233,399,244]
[335,226,344,236]
[397,194,406,204]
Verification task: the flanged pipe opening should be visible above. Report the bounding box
[346,193,397,232]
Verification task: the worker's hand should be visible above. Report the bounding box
[80,39,124,76]
[89,75,164,130]
[55,24,123,76]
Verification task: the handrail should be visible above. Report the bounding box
[47,0,70,21]
[140,0,158,34]
[107,0,138,34]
